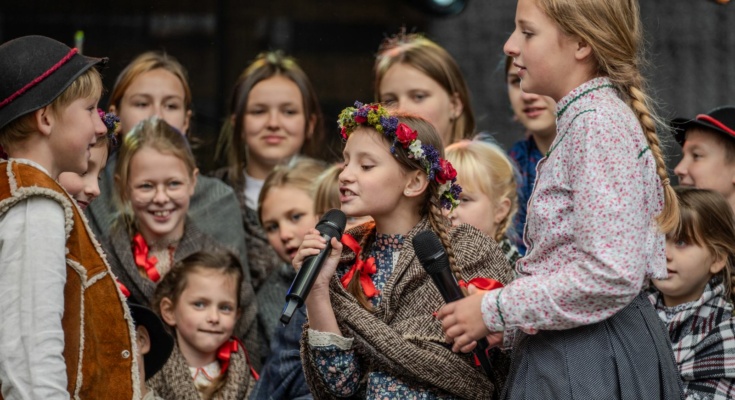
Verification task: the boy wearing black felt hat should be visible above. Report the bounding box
[128,302,174,400]
[673,106,735,212]
[0,36,140,399]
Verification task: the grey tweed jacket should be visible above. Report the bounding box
[301,219,514,400]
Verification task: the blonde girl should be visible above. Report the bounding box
[375,32,475,146]
[214,50,323,290]
[85,51,248,282]
[150,250,258,399]
[439,0,683,398]
[102,117,259,369]
[445,140,521,266]
[250,156,326,400]
[296,102,513,399]
[649,187,735,399]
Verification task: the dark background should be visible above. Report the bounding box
[1,0,733,175]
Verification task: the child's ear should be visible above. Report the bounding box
[136,325,151,356]
[449,93,463,123]
[306,114,317,140]
[34,106,53,136]
[494,197,512,225]
[182,109,192,135]
[159,297,177,327]
[710,252,728,275]
[189,168,199,195]
[403,170,429,198]
[574,38,593,62]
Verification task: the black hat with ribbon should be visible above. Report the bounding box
[671,106,735,146]
[0,35,107,131]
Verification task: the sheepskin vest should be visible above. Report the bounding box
[0,160,140,400]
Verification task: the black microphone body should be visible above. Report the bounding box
[280,209,347,325]
[413,230,497,383]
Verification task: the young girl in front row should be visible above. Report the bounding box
[296,102,514,399]
[102,117,259,363]
[150,250,258,399]
[439,0,684,398]
[648,187,735,399]
[445,140,521,267]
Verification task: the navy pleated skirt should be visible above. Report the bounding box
[502,292,684,400]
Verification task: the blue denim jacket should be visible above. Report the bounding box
[249,306,312,400]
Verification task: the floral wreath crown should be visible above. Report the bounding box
[337,101,461,210]
[98,108,121,148]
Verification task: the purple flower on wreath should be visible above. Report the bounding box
[379,115,399,136]
[421,143,440,180]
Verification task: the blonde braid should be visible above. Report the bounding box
[628,84,679,233]
[428,203,461,283]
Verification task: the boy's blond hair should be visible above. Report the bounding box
[0,68,103,150]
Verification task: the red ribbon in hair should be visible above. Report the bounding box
[217,337,259,380]
[132,233,161,282]
[458,277,504,292]
[340,234,379,298]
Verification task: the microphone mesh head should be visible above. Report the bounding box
[412,230,450,275]
[316,209,347,238]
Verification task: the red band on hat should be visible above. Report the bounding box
[0,48,79,110]
[697,114,735,138]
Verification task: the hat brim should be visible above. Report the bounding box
[0,53,107,131]
[129,304,174,380]
[671,117,735,146]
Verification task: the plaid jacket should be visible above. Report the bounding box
[648,279,735,399]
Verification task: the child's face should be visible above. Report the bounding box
[674,129,735,204]
[339,128,417,223]
[161,269,238,366]
[127,146,197,243]
[261,186,318,263]
[506,65,556,137]
[653,236,726,307]
[48,95,106,177]
[448,187,508,239]
[503,0,585,101]
[378,63,460,146]
[58,144,108,210]
[243,75,311,179]
[115,68,190,135]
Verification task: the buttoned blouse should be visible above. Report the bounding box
[481,77,667,333]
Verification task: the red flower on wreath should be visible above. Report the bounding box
[436,158,457,184]
[340,126,348,139]
[395,123,418,148]
[355,115,367,124]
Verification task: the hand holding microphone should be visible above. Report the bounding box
[281,209,347,325]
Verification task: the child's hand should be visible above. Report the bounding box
[437,284,493,353]
[292,229,343,294]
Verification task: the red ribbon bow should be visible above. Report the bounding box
[458,277,504,291]
[132,233,161,282]
[340,234,379,298]
[216,337,259,380]
[117,280,131,298]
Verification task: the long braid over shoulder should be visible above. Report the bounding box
[536,0,679,232]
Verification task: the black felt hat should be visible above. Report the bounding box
[671,106,735,146]
[129,303,174,380]
[0,35,107,131]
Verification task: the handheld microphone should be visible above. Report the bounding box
[280,209,347,325]
[412,230,496,381]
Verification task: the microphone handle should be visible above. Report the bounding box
[286,232,333,306]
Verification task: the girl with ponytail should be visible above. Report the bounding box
[439,0,683,398]
[294,102,513,399]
